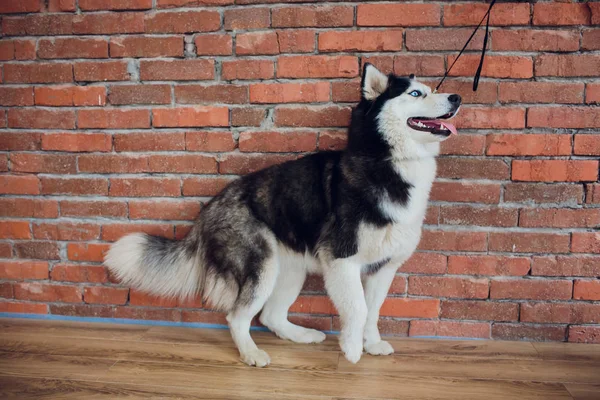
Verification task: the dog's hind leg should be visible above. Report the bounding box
[363,265,397,356]
[226,252,279,367]
[260,264,326,344]
[323,259,367,364]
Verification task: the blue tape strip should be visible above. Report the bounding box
[0,312,338,335]
[0,312,486,341]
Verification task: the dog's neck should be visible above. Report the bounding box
[376,118,441,162]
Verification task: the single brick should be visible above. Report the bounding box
[444,3,530,26]
[274,106,351,127]
[441,301,518,322]
[512,160,598,182]
[114,132,185,152]
[4,63,72,83]
[532,256,600,278]
[109,84,171,105]
[535,54,600,77]
[195,34,232,56]
[490,279,572,300]
[418,230,487,252]
[33,222,100,241]
[110,36,183,58]
[492,29,580,52]
[236,32,279,55]
[520,209,600,229]
[60,200,127,218]
[430,181,500,204]
[239,131,317,153]
[67,243,110,262]
[319,30,403,52]
[109,177,181,197]
[533,3,591,25]
[249,82,329,104]
[41,133,112,152]
[73,12,144,34]
[10,153,77,174]
[222,60,273,80]
[447,255,530,276]
[84,287,129,305]
[175,85,248,104]
[152,107,229,127]
[14,282,81,303]
[74,61,129,82]
[409,276,489,299]
[185,131,235,152]
[574,135,600,156]
[486,134,572,156]
[224,8,269,30]
[38,38,108,59]
[437,158,509,180]
[504,183,583,204]
[140,59,214,81]
[358,4,440,27]
[0,87,34,106]
[79,0,152,11]
[277,55,358,78]
[410,321,491,339]
[573,280,600,301]
[489,232,570,253]
[440,205,518,227]
[41,177,108,196]
[499,82,583,104]
[77,109,150,129]
[145,10,220,33]
[273,6,353,28]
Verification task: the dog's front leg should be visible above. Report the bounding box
[323,259,367,364]
[363,265,398,356]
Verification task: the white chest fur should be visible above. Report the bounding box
[353,156,437,266]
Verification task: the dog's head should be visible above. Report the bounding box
[361,63,461,145]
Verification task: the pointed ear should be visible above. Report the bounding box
[361,63,388,100]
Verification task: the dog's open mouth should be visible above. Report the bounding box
[407,112,458,136]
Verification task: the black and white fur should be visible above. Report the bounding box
[105,64,461,367]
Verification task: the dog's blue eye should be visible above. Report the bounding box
[409,90,422,97]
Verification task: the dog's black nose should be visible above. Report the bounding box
[448,94,461,105]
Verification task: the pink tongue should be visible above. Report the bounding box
[439,121,458,135]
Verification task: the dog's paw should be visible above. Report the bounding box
[365,340,394,356]
[289,328,326,344]
[241,349,271,367]
[340,337,363,364]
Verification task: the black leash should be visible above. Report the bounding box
[434,0,496,93]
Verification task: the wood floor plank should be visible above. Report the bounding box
[142,326,540,360]
[103,359,573,400]
[141,326,342,352]
[338,354,600,385]
[0,375,334,400]
[0,333,339,372]
[564,384,600,400]
[386,338,540,360]
[532,342,600,362]
[0,351,115,381]
[0,318,149,341]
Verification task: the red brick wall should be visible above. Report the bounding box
[1,0,599,343]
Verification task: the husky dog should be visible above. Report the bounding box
[105,64,461,367]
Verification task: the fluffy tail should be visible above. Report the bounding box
[104,232,203,300]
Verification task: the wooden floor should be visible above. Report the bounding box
[1,318,599,399]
